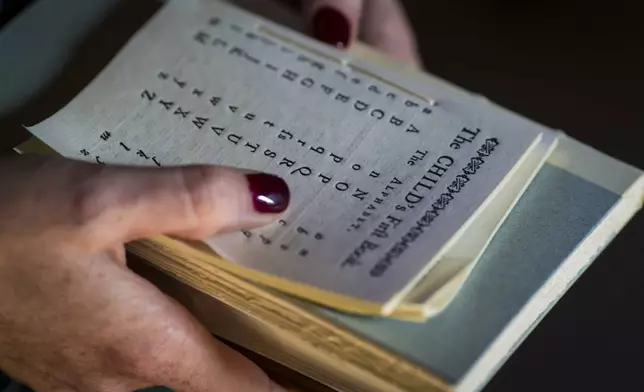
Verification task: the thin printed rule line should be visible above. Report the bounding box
[259,25,342,65]
[347,63,437,106]
[258,25,437,106]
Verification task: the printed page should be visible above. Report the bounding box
[28,0,541,306]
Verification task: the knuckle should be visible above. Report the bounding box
[179,166,221,226]
[107,327,181,379]
[106,339,159,378]
[71,172,114,230]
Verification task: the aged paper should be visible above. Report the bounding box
[28,0,542,305]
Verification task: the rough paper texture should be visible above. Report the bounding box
[28,0,540,304]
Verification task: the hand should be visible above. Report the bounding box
[299,0,422,67]
[0,155,290,392]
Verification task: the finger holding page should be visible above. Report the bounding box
[0,155,288,392]
[301,0,422,67]
[359,0,423,67]
[302,0,363,49]
[66,162,291,245]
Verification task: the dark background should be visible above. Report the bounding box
[399,1,644,391]
[1,1,643,391]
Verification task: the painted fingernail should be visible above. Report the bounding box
[246,173,290,214]
[311,7,350,49]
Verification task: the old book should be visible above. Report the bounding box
[18,133,644,392]
[21,0,561,321]
[7,0,643,391]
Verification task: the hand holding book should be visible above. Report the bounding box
[25,0,554,318]
[0,1,425,389]
[5,1,643,391]
[0,154,288,392]
[299,0,422,66]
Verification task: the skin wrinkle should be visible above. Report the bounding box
[181,165,223,235]
[0,1,421,389]
[0,155,287,391]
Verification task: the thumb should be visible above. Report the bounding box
[120,263,287,392]
[64,160,290,245]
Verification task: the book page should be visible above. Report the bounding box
[27,0,542,306]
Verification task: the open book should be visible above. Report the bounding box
[22,0,561,321]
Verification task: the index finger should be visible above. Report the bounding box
[358,0,423,67]
[302,0,363,49]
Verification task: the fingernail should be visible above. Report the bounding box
[311,6,350,49]
[246,173,290,214]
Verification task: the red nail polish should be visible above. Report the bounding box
[311,7,350,49]
[246,173,290,213]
